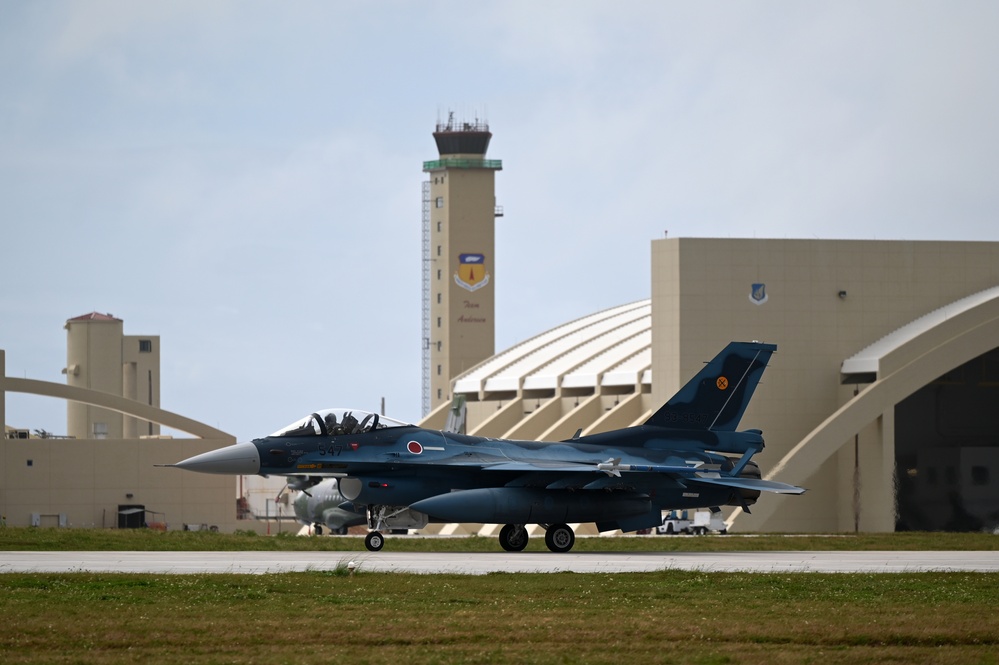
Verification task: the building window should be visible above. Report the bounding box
[437,317,441,328]
[437,364,442,376]
[437,221,442,232]
[437,389,442,400]
[139,339,152,353]
[437,293,441,304]
[437,245,441,257]
[435,197,444,208]
[972,466,990,485]
[93,422,108,440]
[437,269,441,280]
[437,341,442,351]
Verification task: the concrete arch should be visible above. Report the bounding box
[2,376,233,441]
[733,294,999,530]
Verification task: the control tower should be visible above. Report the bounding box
[422,114,502,414]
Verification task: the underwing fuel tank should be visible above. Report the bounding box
[410,488,651,524]
[338,476,450,507]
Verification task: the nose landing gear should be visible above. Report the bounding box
[364,531,384,551]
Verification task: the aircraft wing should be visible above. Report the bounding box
[480,460,699,475]
[482,461,608,472]
[687,475,806,494]
[392,453,804,493]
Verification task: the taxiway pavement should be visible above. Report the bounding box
[1,550,996,575]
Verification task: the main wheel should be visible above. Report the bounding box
[499,524,529,552]
[544,524,575,553]
[364,531,384,552]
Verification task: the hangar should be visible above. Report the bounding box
[422,238,999,533]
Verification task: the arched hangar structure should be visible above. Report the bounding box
[740,285,999,532]
[2,375,232,440]
[422,300,655,441]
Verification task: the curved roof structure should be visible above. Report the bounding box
[1,377,233,440]
[454,300,652,397]
[738,284,999,530]
[841,285,999,379]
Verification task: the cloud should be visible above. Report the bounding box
[3,1,999,439]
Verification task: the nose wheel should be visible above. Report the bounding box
[364,531,384,552]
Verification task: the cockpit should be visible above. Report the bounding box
[269,408,410,438]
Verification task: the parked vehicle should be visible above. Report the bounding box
[656,509,728,535]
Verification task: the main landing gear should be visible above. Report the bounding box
[364,523,578,553]
[499,524,528,551]
[498,523,576,553]
[543,524,575,553]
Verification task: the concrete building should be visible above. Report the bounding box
[1,313,239,531]
[64,312,160,440]
[422,114,502,414]
[422,238,999,533]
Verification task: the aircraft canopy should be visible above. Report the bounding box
[269,408,410,437]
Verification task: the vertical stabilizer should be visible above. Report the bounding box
[645,342,776,432]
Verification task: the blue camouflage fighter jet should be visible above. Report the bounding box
[170,341,804,552]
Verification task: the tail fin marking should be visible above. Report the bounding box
[645,341,776,432]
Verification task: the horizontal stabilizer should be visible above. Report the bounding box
[689,475,806,495]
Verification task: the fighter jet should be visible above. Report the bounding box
[169,341,804,552]
[289,479,366,535]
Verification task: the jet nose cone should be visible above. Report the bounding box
[173,441,260,475]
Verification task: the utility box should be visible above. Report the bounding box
[30,513,67,527]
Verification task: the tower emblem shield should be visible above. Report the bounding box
[749,283,768,305]
[455,253,490,292]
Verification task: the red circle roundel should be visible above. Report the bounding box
[407,441,423,455]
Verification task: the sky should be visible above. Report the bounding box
[2,1,998,442]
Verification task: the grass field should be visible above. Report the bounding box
[2,529,998,664]
[1,526,997,552]
[2,569,997,664]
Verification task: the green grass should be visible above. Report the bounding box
[2,570,997,664]
[1,526,996,551]
[2,528,997,663]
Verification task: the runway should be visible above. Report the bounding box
[1,550,997,574]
